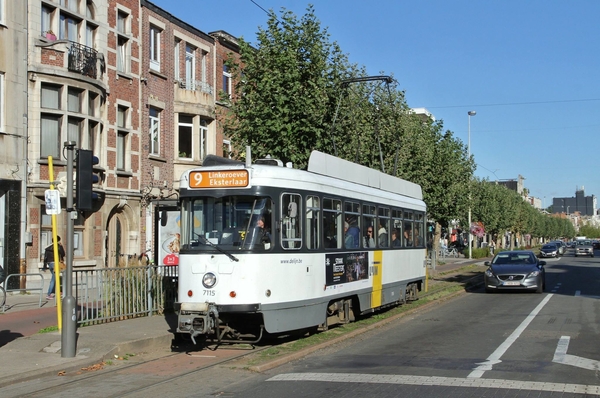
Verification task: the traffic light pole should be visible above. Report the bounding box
[62,141,77,357]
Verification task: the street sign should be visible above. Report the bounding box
[45,189,61,215]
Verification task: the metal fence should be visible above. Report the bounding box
[71,265,178,326]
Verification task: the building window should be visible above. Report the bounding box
[117,11,129,73]
[178,114,193,159]
[149,25,160,71]
[41,4,55,36]
[85,23,97,48]
[60,0,79,13]
[199,118,208,160]
[117,11,127,34]
[86,121,98,152]
[59,13,80,42]
[117,105,127,129]
[67,117,82,146]
[67,87,82,113]
[222,63,232,97]
[149,107,160,156]
[88,92,97,117]
[174,39,180,81]
[117,105,129,170]
[41,114,61,158]
[185,45,195,90]
[41,84,61,109]
[117,131,127,170]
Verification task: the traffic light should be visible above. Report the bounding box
[76,149,100,211]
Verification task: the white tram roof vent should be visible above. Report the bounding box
[255,155,283,167]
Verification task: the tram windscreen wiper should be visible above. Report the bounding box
[197,234,239,262]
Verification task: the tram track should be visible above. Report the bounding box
[8,266,484,398]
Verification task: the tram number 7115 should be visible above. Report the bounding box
[203,290,216,297]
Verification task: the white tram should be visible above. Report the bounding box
[175,149,427,344]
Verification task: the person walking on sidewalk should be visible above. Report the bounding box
[43,236,65,300]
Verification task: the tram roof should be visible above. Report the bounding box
[307,151,423,200]
[181,151,423,201]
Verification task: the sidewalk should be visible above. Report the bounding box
[0,258,486,387]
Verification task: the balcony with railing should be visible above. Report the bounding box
[178,79,213,95]
[68,42,98,79]
[175,79,214,106]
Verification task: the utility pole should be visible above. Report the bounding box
[62,141,77,357]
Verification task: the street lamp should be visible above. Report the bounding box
[467,110,476,259]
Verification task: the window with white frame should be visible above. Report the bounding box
[222,62,232,97]
[117,11,129,73]
[199,118,208,160]
[149,107,160,156]
[178,114,193,159]
[149,25,161,71]
[185,45,195,90]
[59,12,80,42]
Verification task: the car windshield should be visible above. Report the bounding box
[492,253,535,264]
[542,244,556,249]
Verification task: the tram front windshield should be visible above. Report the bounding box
[180,195,272,251]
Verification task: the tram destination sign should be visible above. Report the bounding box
[189,169,249,188]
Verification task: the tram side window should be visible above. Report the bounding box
[306,195,320,250]
[378,207,390,247]
[281,193,302,250]
[404,211,414,247]
[362,204,376,248]
[323,198,342,249]
[344,201,360,249]
[391,209,402,248]
[415,212,425,247]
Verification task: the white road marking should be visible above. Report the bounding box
[467,293,553,378]
[553,335,600,371]
[267,372,600,394]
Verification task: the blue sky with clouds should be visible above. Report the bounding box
[151,0,600,208]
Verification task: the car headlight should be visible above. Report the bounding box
[202,272,217,288]
[527,270,540,278]
[485,269,494,277]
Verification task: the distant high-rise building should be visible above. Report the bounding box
[552,188,597,216]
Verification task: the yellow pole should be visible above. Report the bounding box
[48,156,63,330]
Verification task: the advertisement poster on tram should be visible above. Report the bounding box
[158,210,180,266]
[325,252,368,287]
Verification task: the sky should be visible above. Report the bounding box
[151,0,600,208]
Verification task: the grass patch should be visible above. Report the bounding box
[239,283,467,368]
[39,325,59,333]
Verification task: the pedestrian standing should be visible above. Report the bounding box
[44,236,65,300]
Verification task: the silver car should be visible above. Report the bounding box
[484,251,546,293]
[575,240,594,257]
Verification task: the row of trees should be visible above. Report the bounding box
[218,6,575,250]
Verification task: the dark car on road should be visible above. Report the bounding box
[484,250,546,293]
[539,243,559,258]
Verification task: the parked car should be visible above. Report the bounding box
[575,240,594,257]
[550,241,565,255]
[539,243,559,258]
[484,251,545,293]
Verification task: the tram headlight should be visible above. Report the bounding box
[202,272,217,288]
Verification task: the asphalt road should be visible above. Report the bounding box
[7,249,600,397]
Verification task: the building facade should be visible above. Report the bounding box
[553,188,597,217]
[0,0,28,288]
